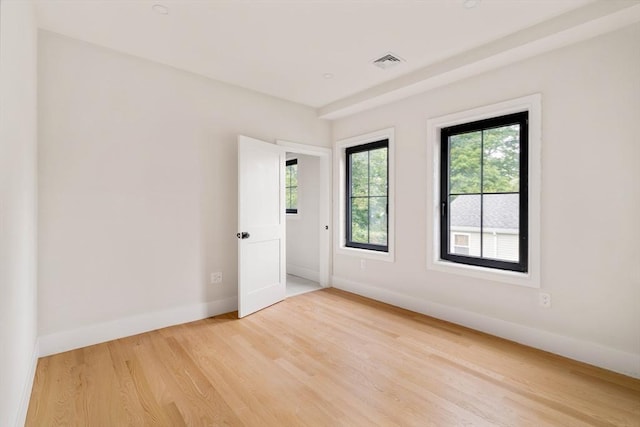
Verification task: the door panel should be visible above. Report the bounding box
[238,135,286,318]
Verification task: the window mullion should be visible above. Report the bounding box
[449,142,452,256]
[480,130,484,259]
[367,150,371,244]
[347,155,352,243]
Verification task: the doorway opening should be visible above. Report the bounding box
[278,140,331,298]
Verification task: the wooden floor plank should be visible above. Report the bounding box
[26,288,640,426]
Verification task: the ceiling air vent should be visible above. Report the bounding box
[372,53,404,70]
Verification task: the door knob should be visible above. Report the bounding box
[236,232,250,239]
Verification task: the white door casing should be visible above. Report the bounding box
[237,135,286,318]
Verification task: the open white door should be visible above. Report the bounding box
[237,135,286,318]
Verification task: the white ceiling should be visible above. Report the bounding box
[35,0,640,116]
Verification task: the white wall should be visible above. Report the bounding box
[0,1,39,425]
[332,24,640,376]
[286,153,320,281]
[37,32,330,353]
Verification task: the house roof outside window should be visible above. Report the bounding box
[450,194,519,230]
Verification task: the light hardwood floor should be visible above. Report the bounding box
[26,289,640,426]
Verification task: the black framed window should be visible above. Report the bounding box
[346,140,388,252]
[285,159,298,214]
[440,112,528,272]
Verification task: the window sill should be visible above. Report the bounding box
[428,258,539,288]
[335,245,394,262]
[286,213,302,221]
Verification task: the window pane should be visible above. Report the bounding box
[449,131,481,194]
[350,197,369,243]
[289,164,298,188]
[449,194,481,257]
[369,148,387,197]
[350,152,369,197]
[483,125,520,193]
[369,196,387,245]
[345,140,389,251]
[441,112,527,272]
[482,194,519,262]
[285,162,298,212]
[290,187,298,210]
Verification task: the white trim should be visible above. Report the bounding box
[286,263,320,283]
[278,140,331,157]
[331,275,640,379]
[38,297,237,357]
[426,94,541,288]
[15,340,39,427]
[334,128,395,262]
[277,140,332,288]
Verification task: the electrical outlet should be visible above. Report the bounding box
[539,292,551,308]
[360,259,366,270]
[211,272,223,284]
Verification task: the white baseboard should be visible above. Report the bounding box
[287,264,320,282]
[39,297,237,357]
[15,340,39,427]
[331,275,640,379]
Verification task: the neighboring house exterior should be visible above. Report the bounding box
[449,194,519,261]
